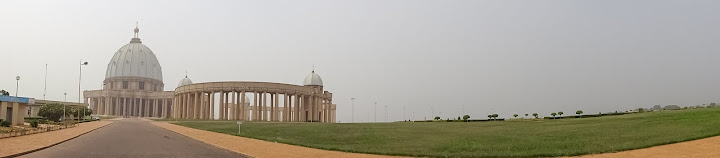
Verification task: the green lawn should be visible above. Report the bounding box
[173,107,720,158]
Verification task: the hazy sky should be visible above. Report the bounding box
[2,0,719,122]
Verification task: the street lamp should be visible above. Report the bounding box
[350,98,355,123]
[64,92,67,122]
[374,101,377,122]
[79,61,88,120]
[15,76,20,103]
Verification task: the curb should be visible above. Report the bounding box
[1,121,116,158]
[150,121,255,158]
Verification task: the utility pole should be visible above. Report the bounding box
[384,105,388,122]
[351,98,355,123]
[63,92,67,122]
[374,101,377,122]
[79,61,88,121]
[43,63,47,100]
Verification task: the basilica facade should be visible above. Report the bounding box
[83,26,336,122]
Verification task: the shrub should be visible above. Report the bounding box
[0,120,10,127]
[38,103,67,122]
[30,120,39,128]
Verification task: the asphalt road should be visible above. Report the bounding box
[20,118,246,158]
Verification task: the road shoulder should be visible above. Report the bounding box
[571,135,720,158]
[151,121,404,158]
[0,120,115,157]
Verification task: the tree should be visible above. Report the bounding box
[532,113,538,119]
[492,114,498,120]
[463,115,470,121]
[551,112,557,118]
[525,114,528,118]
[558,111,564,117]
[0,90,9,96]
[513,114,518,118]
[487,115,492,120]
[38,103,68,122]
[576,110,583,115]
[434,116,441,120]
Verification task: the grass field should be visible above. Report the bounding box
[173,107,720,158]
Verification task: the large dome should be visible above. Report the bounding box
[303,71,323,86]
[105,27,163,81]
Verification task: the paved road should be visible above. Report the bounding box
[21,118,246,158]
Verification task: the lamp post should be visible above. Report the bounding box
[350,98,355,123]
[79,61,88,121]
[15,76,20,99]
[63,92,67,122]
[15,76,20,103]
[374,101,377,122]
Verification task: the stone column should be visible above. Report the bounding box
[188,94,192,119]
[199,92,205,119]
[218,92,223,120]
[224,92,229,120]
[194,92,200,119]
[11,102,20,125]
[172,95,176,118]
[268,93,275,121]
[210,92,215,120]
[240,91,246,120]
[257,92,261,121]
[0,102,7,121]
[220,91,225,120]
[253,92,258,121]
[298,95,303,121]
[262,92,267,121]
[231,91,236,120]
[285,94,290,122]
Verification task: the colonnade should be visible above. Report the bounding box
[86,97,172,117]
[172,90,336,122]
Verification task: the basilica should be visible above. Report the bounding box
[83,26,336,122]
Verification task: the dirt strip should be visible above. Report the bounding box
[571,135,720,158]
[0,120,115,157]
[152,122,405,158]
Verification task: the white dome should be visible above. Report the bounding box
[303,71,323,86]
[178,76,193,87]
[105,27,163,81]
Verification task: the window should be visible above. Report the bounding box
[139,82,145,90]
[123,81,128,89]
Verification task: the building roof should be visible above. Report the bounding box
[178,76,193,87]
[303,71,323,86]
[105,26,163,81]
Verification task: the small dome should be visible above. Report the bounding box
[303,71,323,86]
[178,76,193,87]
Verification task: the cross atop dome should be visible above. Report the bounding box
[134,21,140,38]
[130,22,142,43]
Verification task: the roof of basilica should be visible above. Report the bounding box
[105,26,163,81]
[303,70,323,86]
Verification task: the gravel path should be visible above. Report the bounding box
[153,121,405,158]
[571,135,720,158]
